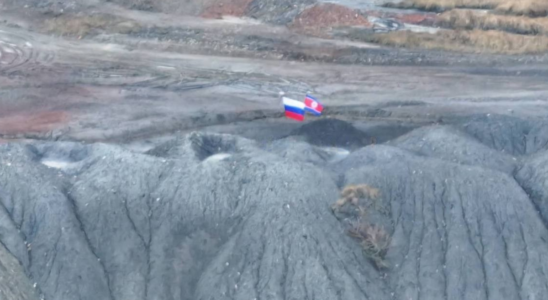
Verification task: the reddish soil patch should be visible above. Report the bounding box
[0,111,69,136]
[200,0,254,19]
[395,13,436,25]
[291,3,371,34]
[364,10,436,26]
[399,14,430,24]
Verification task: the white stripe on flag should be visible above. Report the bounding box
[282,97,305,109]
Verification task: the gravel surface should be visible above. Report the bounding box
[2,2,548,300]
[2,117,548,300]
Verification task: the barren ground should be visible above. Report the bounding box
[3,2,548,300]
[1,3,548,144]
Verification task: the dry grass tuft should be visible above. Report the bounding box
[332,184,391,269]
[384,0,504,12]
[437,9,548,35]
[348,220,391,269]
[496,0,548,17]
[44,14,142,38]
[386,0,548,16]
[363,29,548,54]
[331,184,380,211]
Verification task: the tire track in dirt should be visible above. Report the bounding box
[0,29,56,74]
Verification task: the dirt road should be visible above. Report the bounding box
[1,5,548,144]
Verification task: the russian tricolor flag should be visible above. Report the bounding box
[282,97,306,121]
[304,94,323,116]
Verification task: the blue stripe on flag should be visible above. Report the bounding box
[285,105,305,115]
[305,107,321,115]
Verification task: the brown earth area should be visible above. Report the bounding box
[291,3,371,35]
[200,0,254,19]
[398,13,435,25]
[365,10,437,25]
[0,111,69,136]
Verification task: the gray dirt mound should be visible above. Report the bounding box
[0,243,39,300]
[30,141,91,162]
[264,136,350,167]
[526,121,548,154]
[3,119,548,300]
[456,114,548,156]
[515,149,548,226]
[0,143,112,300]
[353,121,420,144]
[390,125,517,173]
[0,133,388,300]
[331,144,412,174]
[145,132,255,161]
[291,118,371,149]
[337,145,548,300]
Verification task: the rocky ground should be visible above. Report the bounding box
[2,1,548,300]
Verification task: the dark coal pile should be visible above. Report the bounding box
[3,117,548,300]
[291,118,372,149]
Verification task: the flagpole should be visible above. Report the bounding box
[278,91,285,110]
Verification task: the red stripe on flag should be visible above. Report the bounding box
[305,98,323,113]
[285,111,304,121]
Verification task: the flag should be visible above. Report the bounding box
[282,97,306,121]
[304,94,323,115]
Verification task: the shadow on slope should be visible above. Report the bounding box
[3,116,548,300]
[336,145,548,300]
[515,149,548,227]
[0,133,388,300]
[0,243,39,300]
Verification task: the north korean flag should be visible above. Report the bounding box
[304,94,323,116]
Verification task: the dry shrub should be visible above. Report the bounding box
[331,184,380,211]
[386,0,548,16]
[364,29,548,54]
[384,0,504,11]
[44,14,142,37]
[437,9,548,35]
[348,220,391,269]
[496,0,548,17]
[332,184,391,269]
